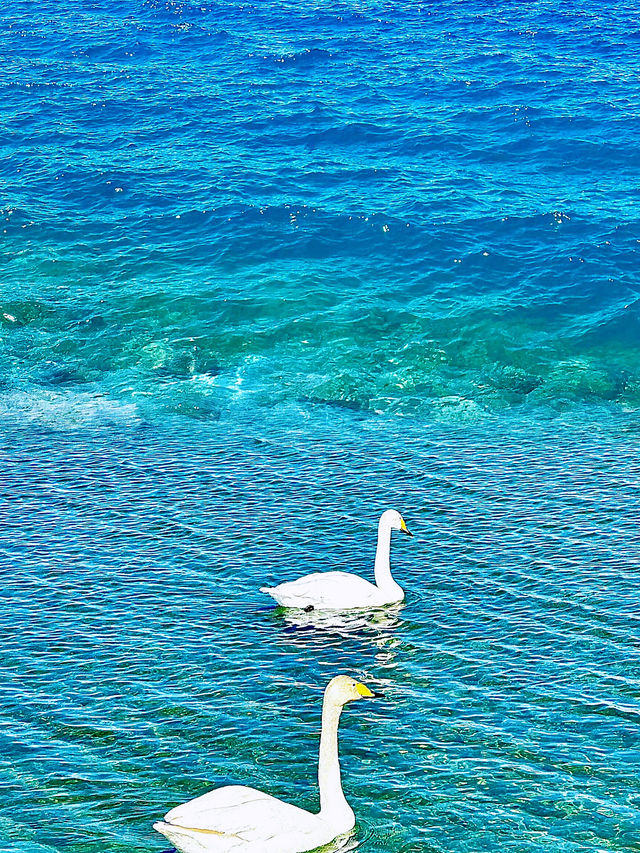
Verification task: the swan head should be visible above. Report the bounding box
[325,675,377,706]
[379,509,412,537]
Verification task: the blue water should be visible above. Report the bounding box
[2,1,640,851]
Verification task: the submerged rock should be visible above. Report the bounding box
[485,364,542,395]
[534,358,617,401]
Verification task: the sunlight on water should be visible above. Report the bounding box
[2,411,640,852]
[2,0,640,851]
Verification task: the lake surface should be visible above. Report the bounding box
[2,1,640,851]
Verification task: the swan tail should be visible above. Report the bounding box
[260,585,306,607]
[154,820,237,852]
[260,586,281,602]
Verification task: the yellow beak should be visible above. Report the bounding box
[400,518,413,537]
[355,682,376,698]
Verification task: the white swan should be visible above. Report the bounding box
[261,509,412,610]
[153,676,377,853]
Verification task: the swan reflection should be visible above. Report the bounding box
[277,601,405,635]
[312,830,360,852]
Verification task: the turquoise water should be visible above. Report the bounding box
[2,0,640,851]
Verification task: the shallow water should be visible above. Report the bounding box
[3,0,640,426]
[2,0,640,851]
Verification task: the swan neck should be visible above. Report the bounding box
[374,519,395,589]
[318,696,352,827]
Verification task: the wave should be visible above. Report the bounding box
[266,47,333,69]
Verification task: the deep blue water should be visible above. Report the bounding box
[1,1,640,852]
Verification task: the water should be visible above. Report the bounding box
[1,1,640,851]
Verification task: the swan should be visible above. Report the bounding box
[261,509,412,610]
[153,676,377,853]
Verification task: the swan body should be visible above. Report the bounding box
[154,787,339,853]
[153,676,376,853]
[261,509,412,610]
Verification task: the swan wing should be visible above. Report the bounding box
[155,785,333,852]
[261,571,386,609]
